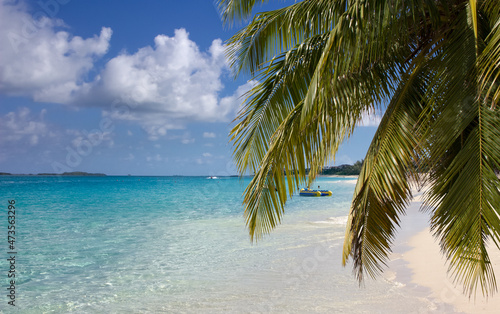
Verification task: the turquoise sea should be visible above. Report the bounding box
[0,176,453,313]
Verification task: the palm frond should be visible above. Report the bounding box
[425,101,500,297]
[221,0,500,297]
[421,2,500,297]
[225,0,347,76]
[301,0,441,129]
[342,63,428,281]
[215,0,269,25]
[231,34,329,174]
[479,2,500,107]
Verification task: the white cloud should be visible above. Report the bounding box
[0,1,254,141]
[0,1,111,103]
[203,132,216,138]
[141,124,169,141]
[0,107,53,146]
[359,110,382,127]
[202,153,212,157]
[93,29,242,139]
[69,129,114,149]
[181,138,195,144]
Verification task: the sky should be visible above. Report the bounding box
[0,0,379,176]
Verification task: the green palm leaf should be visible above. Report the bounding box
[231,34,329,174]
[343,64,428,281]
[225,0,347,76]
[216,0,269,25]
[220,0,500,297]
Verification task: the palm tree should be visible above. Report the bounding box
[216,0,500,297]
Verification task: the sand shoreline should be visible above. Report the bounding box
[404,229,500,313]
[388,188,500,313]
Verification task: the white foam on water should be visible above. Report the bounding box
[311,216,348,225]
[318,179,358,185]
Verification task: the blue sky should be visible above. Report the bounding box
[0,0,378,175]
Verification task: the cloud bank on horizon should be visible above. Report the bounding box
[0,0,251,140]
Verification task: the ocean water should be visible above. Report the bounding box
[0,176,451,313]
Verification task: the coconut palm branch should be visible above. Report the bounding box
[219,0,500,297]
[419,2,500,296]
[342,63,429,281]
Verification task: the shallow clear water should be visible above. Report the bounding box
[0,176,450,313]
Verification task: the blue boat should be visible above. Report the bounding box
[299,188,332,197]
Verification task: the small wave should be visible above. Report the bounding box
[334,179,358,184]
[319,179,358,185]
[311,216,348,225]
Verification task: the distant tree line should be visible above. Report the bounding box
[319,160,364,176]
[299,160,364,176]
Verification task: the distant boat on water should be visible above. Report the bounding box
[207,176,218,179]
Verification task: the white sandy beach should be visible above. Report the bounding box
[389,187,500,313]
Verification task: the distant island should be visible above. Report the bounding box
[0,172,106,176]
[40,172,107,176]
[319,160,363,176]
[294,160,364,176]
